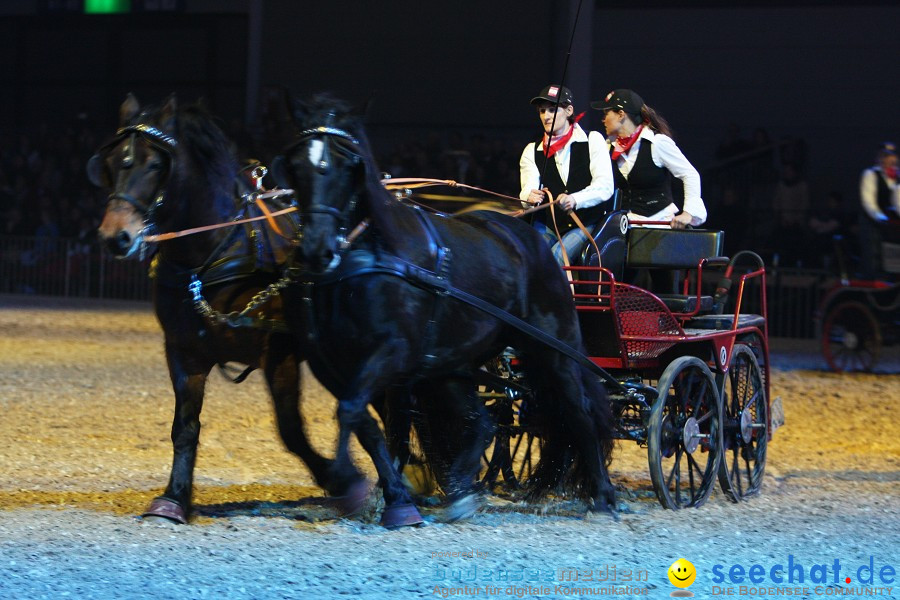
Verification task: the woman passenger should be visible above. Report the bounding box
[592,89,706,229]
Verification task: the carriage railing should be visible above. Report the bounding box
[565,253,770,366]
[566,256,727,317]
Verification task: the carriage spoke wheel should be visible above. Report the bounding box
[718,344,768,502]
[478,358,541,494]
[822,300,882,372]
[648,356,722,509]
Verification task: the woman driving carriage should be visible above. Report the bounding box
[592,89,706,230]
[519,84,615,265]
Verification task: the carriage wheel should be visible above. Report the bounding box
[479,356,541,493]
[648,356,722,509]
[822,300,882,372]
[718,344,768,502]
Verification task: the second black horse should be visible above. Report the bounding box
[274,94,617,527]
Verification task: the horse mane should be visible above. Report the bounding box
[172,104,239,217]
[132,100,239,219]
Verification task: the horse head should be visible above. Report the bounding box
[92,94,179,258]
[92,94,237,260]
[273,94,368,274]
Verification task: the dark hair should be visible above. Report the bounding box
[640,105,674,138]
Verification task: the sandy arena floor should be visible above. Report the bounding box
[0,295,897,599]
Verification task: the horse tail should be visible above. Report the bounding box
[519,356,615,502]
[581,364,615,469]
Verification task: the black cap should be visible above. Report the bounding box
[530,84,574,106]
[591,89,645,116]
[879,141,897,156]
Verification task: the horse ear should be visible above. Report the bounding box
[292,96,309,124]
[160,93,178,133]
[119,93,140,126]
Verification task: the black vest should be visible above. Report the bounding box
[611,139,673,217]
[876,170,899,218]
[533,141,606,231]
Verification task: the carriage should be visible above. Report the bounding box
[92,93,775,527]
[476,211,773,510]
[816,236,900,372]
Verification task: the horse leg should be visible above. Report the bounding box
[373,384,413,473]
[263,335,338,494]
[350,405,424,528]
[143,348,209,524]
[429,375,494,522]
[322,409,371,516]
[330,363,422,527]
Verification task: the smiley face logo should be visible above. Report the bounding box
[668,558,696,588]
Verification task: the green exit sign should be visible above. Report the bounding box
[84,0,132,13]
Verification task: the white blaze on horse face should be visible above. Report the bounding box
[308,139,324,167]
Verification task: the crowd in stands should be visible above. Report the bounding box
[704,123,855,270]
[0,118,104,253]
[0,114,865,275]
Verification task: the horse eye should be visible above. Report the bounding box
[147,160,164,172]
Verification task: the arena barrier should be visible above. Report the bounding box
[0,235,830,337]
[0,235,152,301]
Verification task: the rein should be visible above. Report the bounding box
[382,177,523,205]
[142,189,297,243]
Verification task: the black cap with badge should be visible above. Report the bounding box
[591,89,645,117]
[530,84,574,106]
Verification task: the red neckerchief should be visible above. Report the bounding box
[611,124,644,160]
[886,166,898,180]
[543,112,585,158]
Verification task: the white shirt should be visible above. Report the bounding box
[612,127,706,226]
[859,166,900,221]
[519,124,614,209]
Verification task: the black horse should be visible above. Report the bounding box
[93,94,360,524]
[273,94,617,526]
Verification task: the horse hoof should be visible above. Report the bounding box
[142,498,188,524]
[444,494,481,522]
[333,480,372,516]
[381,503,424,529]
[588,497,618,519]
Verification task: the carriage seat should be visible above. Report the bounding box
[626,228,725,315]
[580,209,628,280]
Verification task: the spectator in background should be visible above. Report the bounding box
[771,163,809,265]
[715,122,751,161]
[711,186,749,257]
[748,127,778,184]
[807,191,846,269]
[858,141,900,278]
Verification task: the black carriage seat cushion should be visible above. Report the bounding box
[580,210,628,280]
[685,313,767,331]
[656,293,714,313]
[626,228,725,314]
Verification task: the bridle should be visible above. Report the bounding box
[89,122,178,227]
[278,117,364,257]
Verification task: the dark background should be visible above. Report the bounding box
[2,0,899,216]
